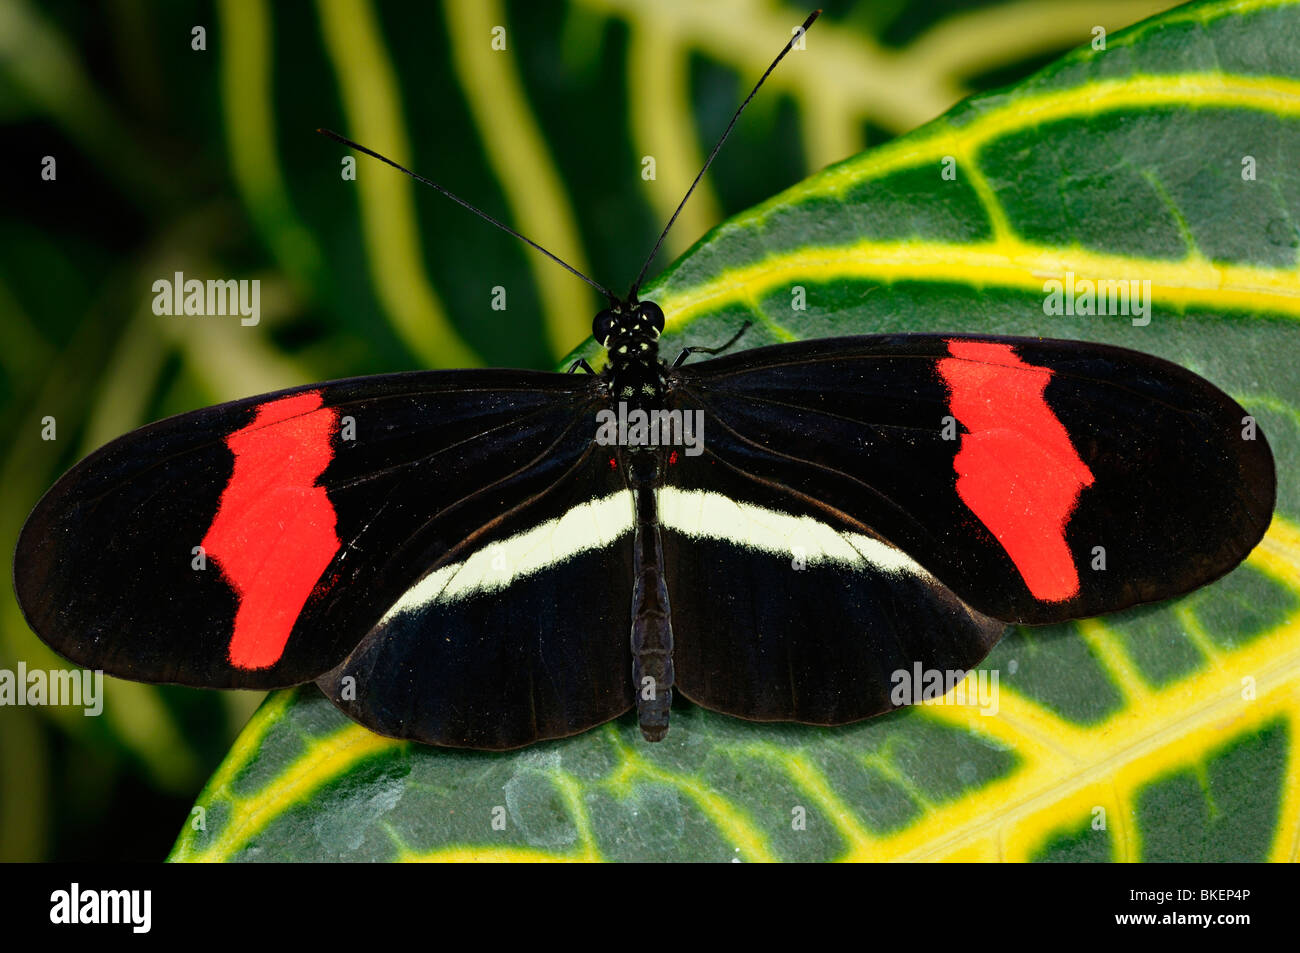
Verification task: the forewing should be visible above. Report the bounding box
[670,333,1275,625]
[14,370,609,689]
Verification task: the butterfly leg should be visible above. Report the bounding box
[670,321,753,368]
[566,358,596,374]
[625,450,674,741]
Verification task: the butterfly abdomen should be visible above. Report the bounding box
[627,450,673,741]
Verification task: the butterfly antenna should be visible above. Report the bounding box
[319,129,619,304]
[627,10,821,300]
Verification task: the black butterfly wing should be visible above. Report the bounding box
[14,370,633,726]
[656,476,1006,725]
[662,333,1274,722]
[316,453,637,749]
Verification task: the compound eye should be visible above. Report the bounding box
[592,309,618,344]
[637,300,665,334]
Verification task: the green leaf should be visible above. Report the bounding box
[172,0,1300,862]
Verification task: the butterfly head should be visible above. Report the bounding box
[593,300,665,356]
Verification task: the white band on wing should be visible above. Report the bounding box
[658,488,930,578]
[379,487,930,622]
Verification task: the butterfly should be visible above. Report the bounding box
[12,12,1276,749]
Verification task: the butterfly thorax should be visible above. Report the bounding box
[596,300,668,410]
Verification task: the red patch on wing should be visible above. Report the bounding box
[938,341,1095,602]
[203,391,340,669]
